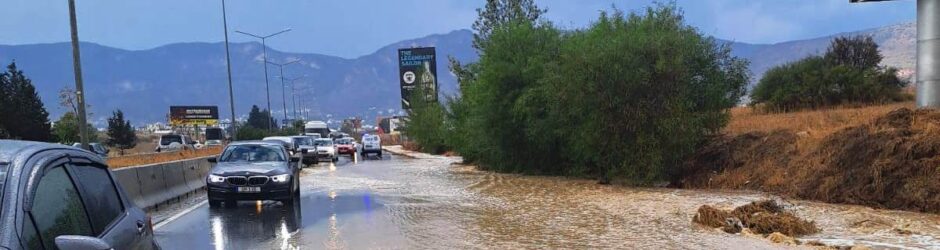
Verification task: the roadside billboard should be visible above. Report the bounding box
[377,116,405,134]
[169,106,219,126]
[398,47,438,110]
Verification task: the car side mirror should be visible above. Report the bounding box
[290,156,301,163]
[208,158,218,163]
[55,235,111,250]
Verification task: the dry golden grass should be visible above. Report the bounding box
[106,147,222,169]
[683,102,940,213]
[725,102,915,139]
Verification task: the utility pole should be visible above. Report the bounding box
[235,28,291,130]
[68,0,90,150]
[221,0,237,140]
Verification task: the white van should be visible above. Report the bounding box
[360,134,382,157]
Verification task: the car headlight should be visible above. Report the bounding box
[208,174,226,183]
[271,174,290,183]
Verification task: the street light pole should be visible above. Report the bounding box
[284,75,306,120]
[68,0,90,150]
[290,75,307,119]
[221,0,237,140]
[266,59,300,124]
[235,28,290,130]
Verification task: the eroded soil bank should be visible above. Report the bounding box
[678,108,940,214]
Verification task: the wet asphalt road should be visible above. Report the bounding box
[153,149,940,249]
[153,151,785,250]
[154,154,407,249]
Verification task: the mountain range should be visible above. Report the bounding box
[0,21,915,126]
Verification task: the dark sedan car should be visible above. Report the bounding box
[206,141,301,207]
[0,140,159,250]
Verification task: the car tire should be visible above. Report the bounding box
[332,156,338,162]
[209,200,222,208]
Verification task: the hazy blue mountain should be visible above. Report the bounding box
[722,21,915,84]
[0,29,475,126]
[0,21,915,126]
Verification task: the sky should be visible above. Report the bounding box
[0,0,916,59]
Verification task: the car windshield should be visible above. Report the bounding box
[160,135,183,145]
[219,145,286,162]
[337,139,352,145]
[314,139,333,146]
[293,137,313,146]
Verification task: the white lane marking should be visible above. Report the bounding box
[154,200,208,230]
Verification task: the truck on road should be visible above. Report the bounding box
[304,121,330,138]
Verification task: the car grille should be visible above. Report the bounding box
[225,176,270,186]
[248,176,269,185]
[226,176,247,185]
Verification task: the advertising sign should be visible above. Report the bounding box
[398,47,438,110]
[169,106,219,126]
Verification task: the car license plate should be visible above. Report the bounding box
[237,187,261,193]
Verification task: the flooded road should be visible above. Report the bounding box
[155,148,940,249]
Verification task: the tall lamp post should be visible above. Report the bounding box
[221,0,237,140]
[285,75,306,120]
[267,59,301,124]
[235,28,291,130]
[67,0,90,149]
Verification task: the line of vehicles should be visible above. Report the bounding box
[0,120,388,249]
[204,121,384,208]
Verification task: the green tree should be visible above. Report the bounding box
[235,125,267,140]
[0,61,53,141]
[403,83,450,154]
[53,112,99,144]
[471,0,544,50]
[246,105,277,129]
[548,7,748,183]
[825,35,882,71]
[751,35,906,111]
[106,110,136,155]
[439,3,747,185]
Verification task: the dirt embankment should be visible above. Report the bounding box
[107,147,221,169]
[677,107,940,213]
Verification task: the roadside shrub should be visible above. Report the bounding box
[235,126,267,141]
[750,35,907,112]
[402,84,450,154]
[545,6,748,183]
[441,3,748,184]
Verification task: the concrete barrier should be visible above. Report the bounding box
[135,164,170,209]
[112,167,144,209]
[182,158,210,191]
[160,162,190,203]
[112,156,215,209]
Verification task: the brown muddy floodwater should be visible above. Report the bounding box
[352,148,940,249]
[157,147,940,249]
